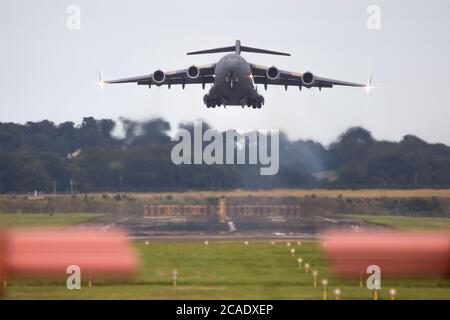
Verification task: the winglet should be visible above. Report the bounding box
[98,70,105,87]
[364,73,374,93]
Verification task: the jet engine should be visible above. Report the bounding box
[266,66,280,81]
[302,71,315,87]
[187,65,200,79]
[152,70,166,84]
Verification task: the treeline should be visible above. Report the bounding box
[0,117,449,193]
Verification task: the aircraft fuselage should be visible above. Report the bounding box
[204,53,263,108]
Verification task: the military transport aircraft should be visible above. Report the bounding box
[100,40,371,109]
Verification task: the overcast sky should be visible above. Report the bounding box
[1,0,449,145]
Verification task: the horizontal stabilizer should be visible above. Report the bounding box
[187,40,290,56]
[187,46,236,55]
[240,46,290,56]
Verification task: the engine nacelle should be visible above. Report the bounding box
[266,66,280,81]
[302,71,315,87]
[152,69,166,84]
[187,65,200,79]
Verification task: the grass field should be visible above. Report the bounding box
[90,188,450,200]
[5,241,450,300]
[0,213,103,227]
[2,213,450,300]
[347,214,450,231]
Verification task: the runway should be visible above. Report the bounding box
[83,211,367,242]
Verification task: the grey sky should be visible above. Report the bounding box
[1,0,449,145]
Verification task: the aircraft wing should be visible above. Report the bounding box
[103,64,216,87]
[250,64,367,89]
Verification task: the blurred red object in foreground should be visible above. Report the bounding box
[0,228,138,280]
[323,231,450,277]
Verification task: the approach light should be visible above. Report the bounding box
[312,270,319,287]
[334,288,341,300]
[389,288,397,300]
[304,263,310,273]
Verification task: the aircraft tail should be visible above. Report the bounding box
[187,40,290,56]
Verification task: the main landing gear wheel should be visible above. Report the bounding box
[241,94,265,109]
[204,94,224,109]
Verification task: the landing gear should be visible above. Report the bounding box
[203,94,264,109]
[240,94,265,109]
[204,94,225,108]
